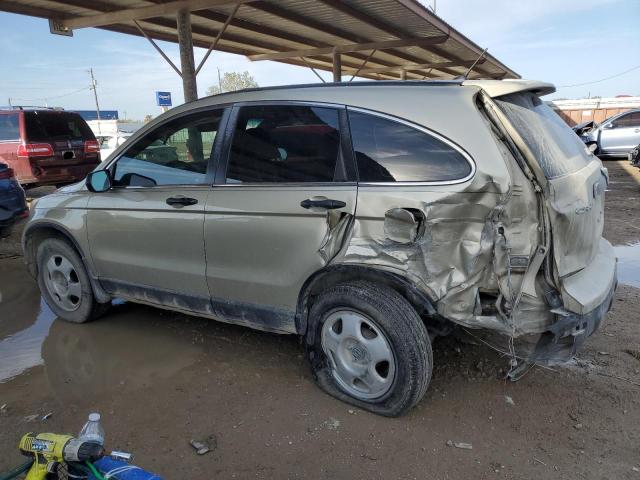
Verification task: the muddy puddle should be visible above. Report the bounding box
[0,258,300,405]
[614,242,640,288]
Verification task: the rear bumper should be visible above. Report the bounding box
[530,269,617,363]
[21,162,98,186]
[0,181,28,227]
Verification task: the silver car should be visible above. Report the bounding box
[581,108,640,157]
[23,80,616,416]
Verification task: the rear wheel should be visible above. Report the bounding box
[306,281,432,417]
[36,238,109,323]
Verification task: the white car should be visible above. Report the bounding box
[99,132,132,160]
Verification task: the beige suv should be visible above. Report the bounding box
[23,80,617,416]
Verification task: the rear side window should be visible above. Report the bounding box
[0,114,19,141]
[226,105,341,183]
[348,111,472,183]
[495,93,591,179]
[25,112,94,141]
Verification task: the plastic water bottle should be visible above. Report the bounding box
[79,412,105,445]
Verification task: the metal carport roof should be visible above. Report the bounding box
[1,0,519,103]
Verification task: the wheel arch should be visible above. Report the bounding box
[22,221,111,303]
[295,263,436,342]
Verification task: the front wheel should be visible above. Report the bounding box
[306,281,432,417]
[36,238,109,323]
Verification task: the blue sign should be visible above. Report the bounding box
[156,91,172,107]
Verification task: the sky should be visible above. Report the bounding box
[0,0,639,120]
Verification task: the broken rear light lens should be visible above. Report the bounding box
[17,143,54,158]
[84,140,100,154]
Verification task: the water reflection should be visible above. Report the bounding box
[41,304,204,403]
[615,242,640,288]
[0,299,55,382]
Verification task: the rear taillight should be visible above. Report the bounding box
[17,143,54,158]
[0,167,15,180]
[84,140,100,154]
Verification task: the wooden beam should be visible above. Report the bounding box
[248,35,448,62]
[58,0,252,30]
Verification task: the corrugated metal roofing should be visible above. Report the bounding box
[0,0,519,80]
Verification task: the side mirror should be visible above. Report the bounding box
[603,123,614,130]
[86,170,112,192]
[588,143,598,153]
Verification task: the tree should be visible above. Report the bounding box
[206,71,258,96]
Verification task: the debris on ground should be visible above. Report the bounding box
[597,351,610,356]
[446,440,473,450]
[505,395,515,406]
[574,423,583,430]
[533,457,547,466]
[190,435,217,455]
[24,414,39,422]
[42,412,53,421]
[323,418,341,430]
[624,349,640,362]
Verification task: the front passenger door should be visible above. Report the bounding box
[87,108,226,311]
[600,112,640,155]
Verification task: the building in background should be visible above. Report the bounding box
[550,96,640,126]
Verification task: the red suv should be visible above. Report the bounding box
[0,108,101,187]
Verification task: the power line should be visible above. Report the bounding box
[559,64,640,88]
[9,86,91,103]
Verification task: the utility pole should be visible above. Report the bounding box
[88,68,102,134]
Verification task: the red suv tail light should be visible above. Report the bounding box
[0,167,15,180]
[17,143,54,158]
[84,140,100,154]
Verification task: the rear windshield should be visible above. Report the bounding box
[495,92,591,179]
[25,111,94,142]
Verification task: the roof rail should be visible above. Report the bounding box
[0,105,64,111]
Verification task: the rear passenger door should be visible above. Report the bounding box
[204,103,356,331]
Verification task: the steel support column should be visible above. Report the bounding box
[177,8,198,102]
[332,50,341,82]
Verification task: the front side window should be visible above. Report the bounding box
[113,110,222,187]
[348,111,472,183]
[612,112,640,128]
[226,105,341,183]
[0,114,19,141]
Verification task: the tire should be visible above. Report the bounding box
[36,238,110,323]
[306,281,432,417]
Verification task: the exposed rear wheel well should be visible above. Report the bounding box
[296,265,437,341]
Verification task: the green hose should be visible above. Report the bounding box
[86,461,107,480]
[0,460,33,480]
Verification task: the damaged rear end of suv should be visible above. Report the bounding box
[23,80,616,417]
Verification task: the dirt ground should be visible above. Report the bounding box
[1,161,639,480]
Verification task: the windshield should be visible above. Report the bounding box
[495,92,591,179]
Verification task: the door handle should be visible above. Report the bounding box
[166,196,198,207]
[300,198,346,210]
